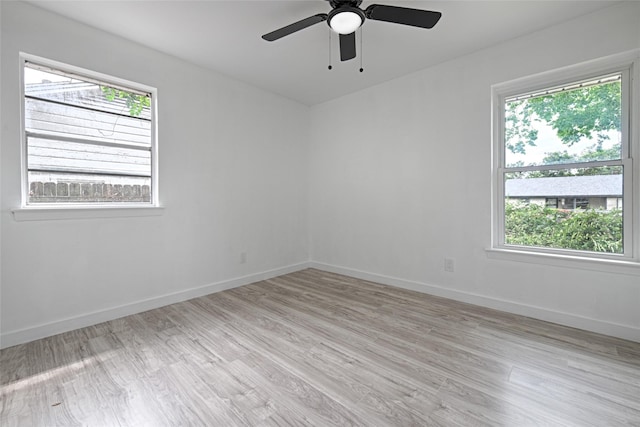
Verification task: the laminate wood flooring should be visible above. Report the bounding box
[2,268,639,426]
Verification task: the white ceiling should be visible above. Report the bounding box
[27,0,619,105]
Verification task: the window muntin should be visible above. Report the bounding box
[495,66,633,259]
[22,59,155,205]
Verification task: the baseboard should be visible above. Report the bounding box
[4,260,637,348]
[308,261,640,343]
[0,262,311,349]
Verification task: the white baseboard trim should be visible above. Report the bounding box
[0,262,311,349]
[308,262,640,343]
[4,261,638,348]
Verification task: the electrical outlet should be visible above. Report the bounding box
[240,252,247,264]
[444,257,455,273]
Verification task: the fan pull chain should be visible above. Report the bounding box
[359,27,364,73]
[328,31,333,70]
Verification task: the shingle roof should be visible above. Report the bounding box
[505,174,622,197]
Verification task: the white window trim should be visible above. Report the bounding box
[12,206,165,222]
[489,50,640,269]
[486,247,640,276]
[17,53,161,216]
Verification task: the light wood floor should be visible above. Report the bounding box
[1,269,639,426]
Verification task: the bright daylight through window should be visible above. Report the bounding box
[494,61,636,260]
[22,58,155,206]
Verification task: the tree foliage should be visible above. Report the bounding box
[505,202,622,253]
[101,86,150,117]
[524,142,621,178]
[505,80,621,154]
[505,100,539,155]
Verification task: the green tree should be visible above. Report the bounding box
[505,202,622,253]
[505,99,539,155]
[505,79,621,154]
[101,86,150,117]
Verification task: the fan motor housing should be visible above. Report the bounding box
[328,0,363,8]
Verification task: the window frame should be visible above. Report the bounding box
[545,198,558,208]
[18,53,160,211]
[491,51,640,265]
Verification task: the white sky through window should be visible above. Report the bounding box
[24,68,77,84]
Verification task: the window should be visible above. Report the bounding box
[573,198,590,210]
[545,198,558,208]
[21,55,157,207]
[493,55,638,261]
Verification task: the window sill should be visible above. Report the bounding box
[486,247,640,276]
[12,206,164,222]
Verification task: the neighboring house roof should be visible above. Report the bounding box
[506,174,622,198]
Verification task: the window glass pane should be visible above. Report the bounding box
[28,171,151,204]
[27,136,151,176]
[24,60,154,206]
[24,66,151,120]
[504,166,623,254]
[504,75,621,168]
[25,98,151,146]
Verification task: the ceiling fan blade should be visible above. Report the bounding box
[365,4,441,29]
[262,13,328,41]
[339,32,356,61]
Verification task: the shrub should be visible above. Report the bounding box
[505,202,622,253]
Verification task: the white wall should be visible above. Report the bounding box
[2,1,640,348]
[309,2,640,341]
[0,1,309,347]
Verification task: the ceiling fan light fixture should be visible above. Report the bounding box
[328,7,364,34]
[262,1,442,63]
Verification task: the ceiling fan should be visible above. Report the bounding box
[262,0,442,62]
